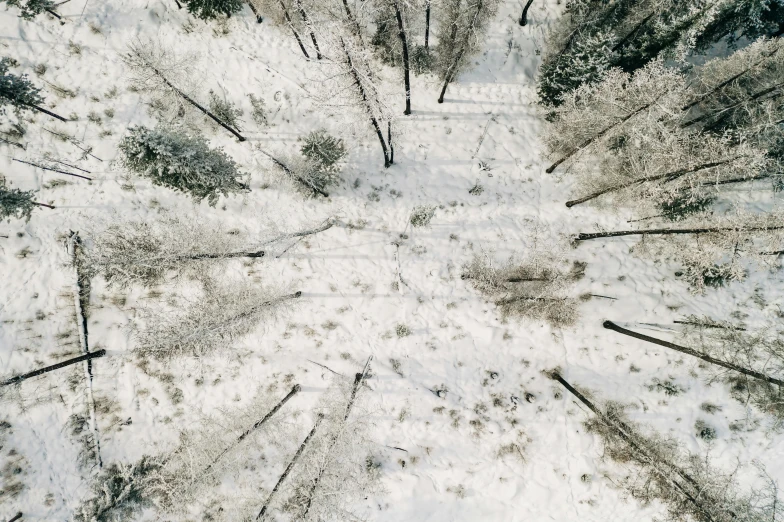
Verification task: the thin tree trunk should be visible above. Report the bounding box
[565,156,743,207]
[256,413,325,521]
[13,159,91,180]
[48,157,91,174]
[549,371,714,518]
[179,220,335,261]
[302,357,372,518]
[388,121,394,164]
[603,321,784,387]
[575,224,784,241]
[673,320,746,331]
[296,0,321,59]
[148,65,246,141]
[341,38,391,168]
[682,80,784,128]
[341,0,364,41]
[425,0,430,48]
[246,0,263,22]
[495,295,567,306]
[0,136,24,149]
[45,8,62,19]
[279,1,310,58]
[681,46,781,112]
[610,11,655,52]
[437,0,466,104]
[7,513,23,522]
[257,149,329,196]
[2,350,106,386]
[547,97,661,173]
[518,0,534,26]
[393,1,412,115]
[701,173,770,186]
[33,201,55,209]
[173,0,182,8]
[22,102,68,122]
[205,385,301,473]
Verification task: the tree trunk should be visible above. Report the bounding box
[437,0,464,104]
[206,385,301,474]
[0,136,24,149]
[576,224,784,241]
[547,97,660,173]
[280,1,310,58]
[341,39,391,168]
[13,159,91,180]
[603,321,784,387]
[296,0,322,59]
[22,102,68,122]
[246,0,263,22]
[341,0,364,40]
[673,320,745,331]
[518,0,534,26]
[256,413,325,521]
[610,11,655,52]
[148,65,246,141]
[388,121,394,164]
[425,0,430,49]
[302,357,372,518]
[7,513,22,522]
[549,371,710,514]
[173,0,182,8]
[565,156,743,207]
[393,1,412,115]
[2,350,106,387]
[257,149,329,196]
[33,201,55,209]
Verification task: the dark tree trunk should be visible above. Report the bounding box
[604,321,784,387]
[393,1,412,115]
[33,201,55,209]
[546,97,659,173]
[257,149,329,196]
[518,0,534,26]
[565,156,743,207]
[173,0,182,8]
[341,0,364,39]
[341,38,391,168]
[437,1,462,103]
[575,224,784,241]
[13,159,92,180]
[388,121,394,164]
[246,0,263,22]
[256,413,325,521]
[296,0,322,59]
[549,371,709,511]
[673,319,745,331]
[2,350,106,387]
[7,513,23,522]
[23,102,68,122]
[280,1,310,58]
[425,0,430,48]
[206,385,301,473]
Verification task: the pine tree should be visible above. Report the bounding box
[184,0,244,19]
[118,126,248,206]
[0,57,46,116]
[4,0,56,20]
[0,180,52,221]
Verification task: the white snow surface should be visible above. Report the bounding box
[2,0,784,521]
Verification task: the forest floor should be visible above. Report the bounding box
[2,0,784,520]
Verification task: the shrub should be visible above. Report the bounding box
[410,205,436,227]
[118,125,247,206]
[410,46,434,75]
[248,93,267,126]
[301,129,347,174]
[184,0,243,19]
[208,90,242,129]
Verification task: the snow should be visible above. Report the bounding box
[2,0,784,520]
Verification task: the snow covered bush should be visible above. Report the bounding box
[409,205,435,227]
[0,180,36,222]
[0,57,43,115]
[208,90,242,129]
[118,126,248,206]
[184,0,243,19]
[463,250,583,327]
[133,279,299,359]
[3,0,54,19]
[300,129,346,175]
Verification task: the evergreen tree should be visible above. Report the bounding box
[118,126,248,206]
[4,0,55,20]
[0,57,44,115]
[0,181,36,221]
[184,0,243,19]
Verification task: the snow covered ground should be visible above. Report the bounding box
[2,0,784,520]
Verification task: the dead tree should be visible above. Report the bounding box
[424,0,430,48]
[123,40,246,141]
[256,414,325,520]
[257,149,330,197]
[1,350,106,387]
[13,158,91,180]
[296,0,322,59]
[575,224,784,241]
[603,320,784,387]
[280,0,310,57]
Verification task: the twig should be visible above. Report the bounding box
[307,359,344,376]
